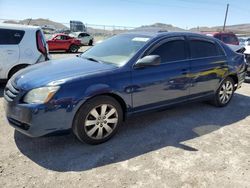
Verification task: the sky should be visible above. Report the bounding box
[0,0,250,29]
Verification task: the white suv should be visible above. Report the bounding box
[0,23,49,80]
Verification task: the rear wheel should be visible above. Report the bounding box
[88,40,93,46]
[73,96,123,144]
[212,77,235,107]
[69,45,79,53]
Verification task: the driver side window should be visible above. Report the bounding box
[149,40,187,63]
[55,35,63,40]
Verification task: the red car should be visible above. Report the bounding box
[47,34,82,53]
[204,32,239,46]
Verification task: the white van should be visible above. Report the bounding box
[0,23,49,80]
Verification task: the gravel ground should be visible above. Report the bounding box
[49,46,90,60]
[0,53,250,187]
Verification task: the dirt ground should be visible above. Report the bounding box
[0,53,250,187]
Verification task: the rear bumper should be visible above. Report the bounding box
[237,69,246,88]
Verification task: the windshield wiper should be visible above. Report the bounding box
[82,56,103,64]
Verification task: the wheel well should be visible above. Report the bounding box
[228,74,238,88]
[87,93,127,121]
[8,64,29,79]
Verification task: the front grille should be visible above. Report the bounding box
[4,81,20,102]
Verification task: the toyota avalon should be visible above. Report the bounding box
[4,32,246,144]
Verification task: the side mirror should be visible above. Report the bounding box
[134,55,161,68]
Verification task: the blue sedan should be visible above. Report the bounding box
[4,32,246,144]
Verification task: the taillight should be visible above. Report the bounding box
[36,30,49,61]
[36,30,46,54]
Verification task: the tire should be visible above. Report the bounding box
[212,77,235,107]
[69,45,79,53]
[8,65,28,79]
[88,40,93,46]
[73,96,123,145]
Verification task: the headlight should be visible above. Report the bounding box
[23,86,60,104]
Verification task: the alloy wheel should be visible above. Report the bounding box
[84,104,118,140]
[219,80,234,104]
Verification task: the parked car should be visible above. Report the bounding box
[244,46,250,82]
[47,33,81,53]
[4,32,246,144]
[238,37,247,46]
[245,38,250,46]
[70,32,94,46]
[205,32,239,46]
[0,23,49,80]
[238,37,250,47]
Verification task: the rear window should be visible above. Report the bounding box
[189,39,223,58]
[0,29,25,45]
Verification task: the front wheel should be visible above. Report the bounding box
[73,96,123,144]
[88,40,93,46]
[212,77,235,107]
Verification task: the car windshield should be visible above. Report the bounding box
[81,35,151,66]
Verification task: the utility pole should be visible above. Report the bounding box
[223,4,229,31]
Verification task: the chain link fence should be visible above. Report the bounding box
[0,18,136,39]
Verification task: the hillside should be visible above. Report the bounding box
[4,18,68,30]
[3,18,250,35]
[133,23,184,32]
[190,24,250,34]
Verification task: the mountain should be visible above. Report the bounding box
[133,23,184,32]
[3,18,250,35]
[3,18,68,30]
[190,24,250,34]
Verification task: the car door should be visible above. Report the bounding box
[48,35,60,50]
[187,37,227,97]
[63,36,73,49]
[131,37,191,111]
[52,35,69,50]
[0,29,23,77]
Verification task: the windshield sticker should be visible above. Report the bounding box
[132,37,150,42]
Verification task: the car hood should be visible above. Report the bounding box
[13,57,117,90]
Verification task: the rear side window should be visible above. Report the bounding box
[189,39,222,58]
[150,40,187,63]
[0,29,25,45]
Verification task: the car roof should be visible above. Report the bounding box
[73,32,90,35]
[0,23,40,31]
[121,31,219,41]
[54,33,71,37]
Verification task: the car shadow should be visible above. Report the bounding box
[49,51,81,55]
[13,93,250,172]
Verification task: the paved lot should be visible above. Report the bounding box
[0,54,250,187]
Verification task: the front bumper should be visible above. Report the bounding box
[4,100,75,137]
